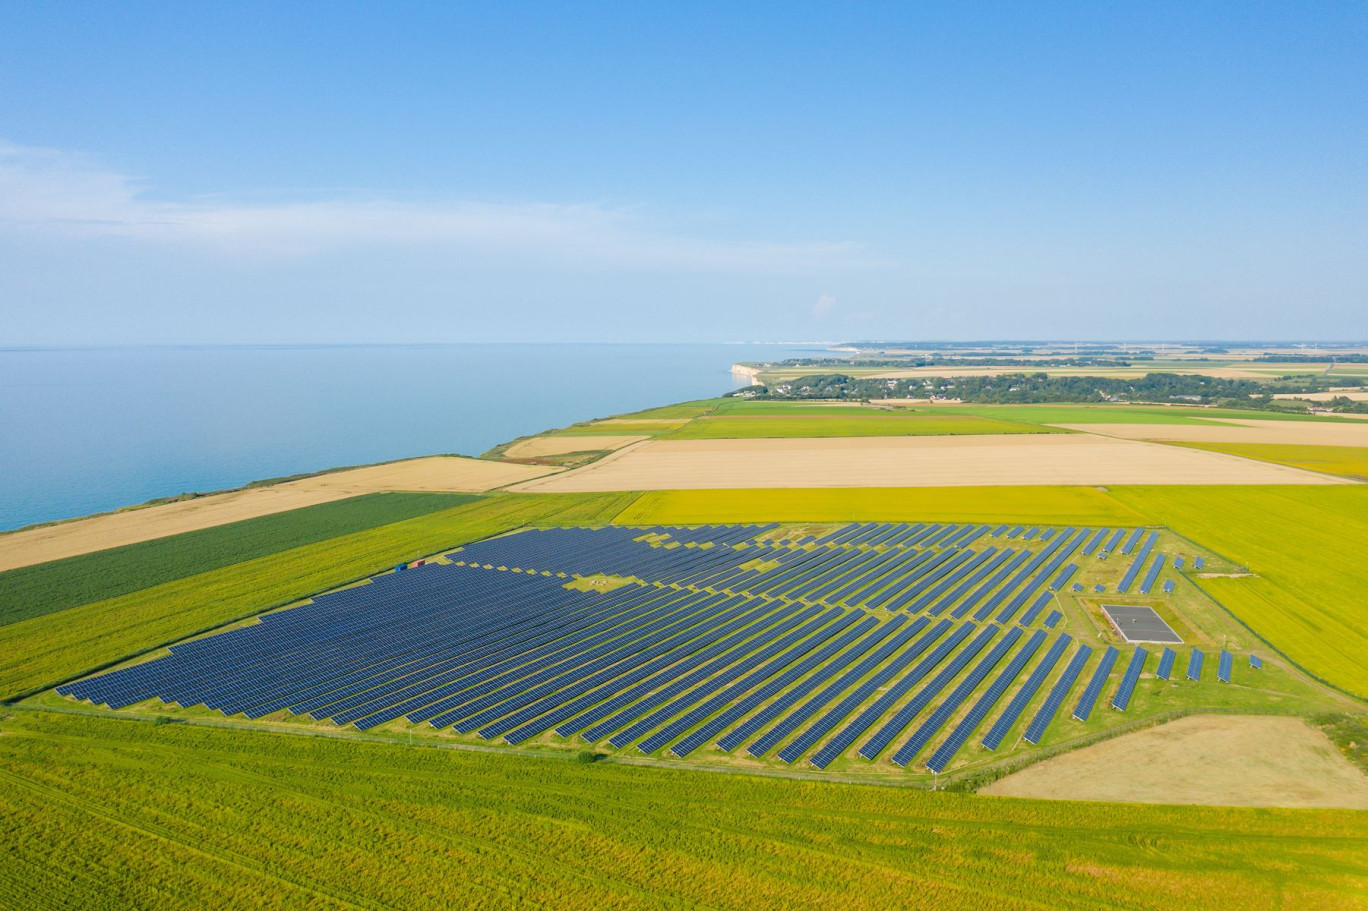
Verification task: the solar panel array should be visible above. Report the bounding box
[60,520,1235,776]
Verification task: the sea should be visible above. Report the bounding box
[0,343,823,532]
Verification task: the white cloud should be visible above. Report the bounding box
[813,293,837,316]
[0,140,875,273]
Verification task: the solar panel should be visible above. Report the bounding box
[1072,646,1118,722]
[982,633,1071,750]
[1249,654,1262,670]
[1023,644,1091,744]
[768,619,959,765]
[1155,647,1176,680]
[1217,649,1233,684]
[1043,610,1062,628]
[925,629,1047,772]
[1186,649,1204,681]
[1110,648,1147,711]
[891,627,1026,767]
[854,624,1000,764]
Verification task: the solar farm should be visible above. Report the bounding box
[59,518,1267,776]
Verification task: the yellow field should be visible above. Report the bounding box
[982,715,1368,808]
[0,456,558,572]
[513,435,1345,492]
[613,486,1145,525]
[1168,442,1368,480]
[1110,485,1368,698]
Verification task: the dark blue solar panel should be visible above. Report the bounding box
[1186,649,1204,681]
[1072,646,1118,722]
[982,633,1071,750]
[1023,644,1091,744]
[1155,647,1176,680]
[1110,648,1147,711]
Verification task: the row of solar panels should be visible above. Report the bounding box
[61,523,1232,775]
[452,525,1098,620]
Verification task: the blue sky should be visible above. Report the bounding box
[1,2,1365,343]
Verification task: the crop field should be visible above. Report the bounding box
[503,434,646,458]
[662,414,1053,439]
[57,520,1324,784]
[0,492,479,627]
[511,434,1343,493]
[1108,486,1368,699]
[0,493,636,701]
[4,712,1366,910]
[1168,443,1368,480]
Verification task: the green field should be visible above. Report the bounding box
[2,711,1364,910]
[0,492,635,701]
[662,414,1056,439]
[0,492,480,627]
[1109,486,1368,700]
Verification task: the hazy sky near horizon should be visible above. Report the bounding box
[1,2,1365,344]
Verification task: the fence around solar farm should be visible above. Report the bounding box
[58,521,1242,776]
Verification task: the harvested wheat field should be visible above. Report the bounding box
[982,715,1368,809]
[503,434,647,459]
[283,456,559,494]
[0,456,557,571]
[1062,419,1368,446]
[508,435,1347,492]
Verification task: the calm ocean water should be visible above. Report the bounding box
[0,343,820,532]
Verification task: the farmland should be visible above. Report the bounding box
[1108,486,1368,699]
[5,394,1368,908]
[0,492,636,701]
[3,711,1367,910]
[0,492,479,627]
[1169,442,1368,481]
[511,434,1342,492]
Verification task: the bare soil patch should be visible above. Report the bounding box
[507,434,1345,493]
[0,456,557,571]
[982,715,1368,809]
[1058,419,1368,446]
